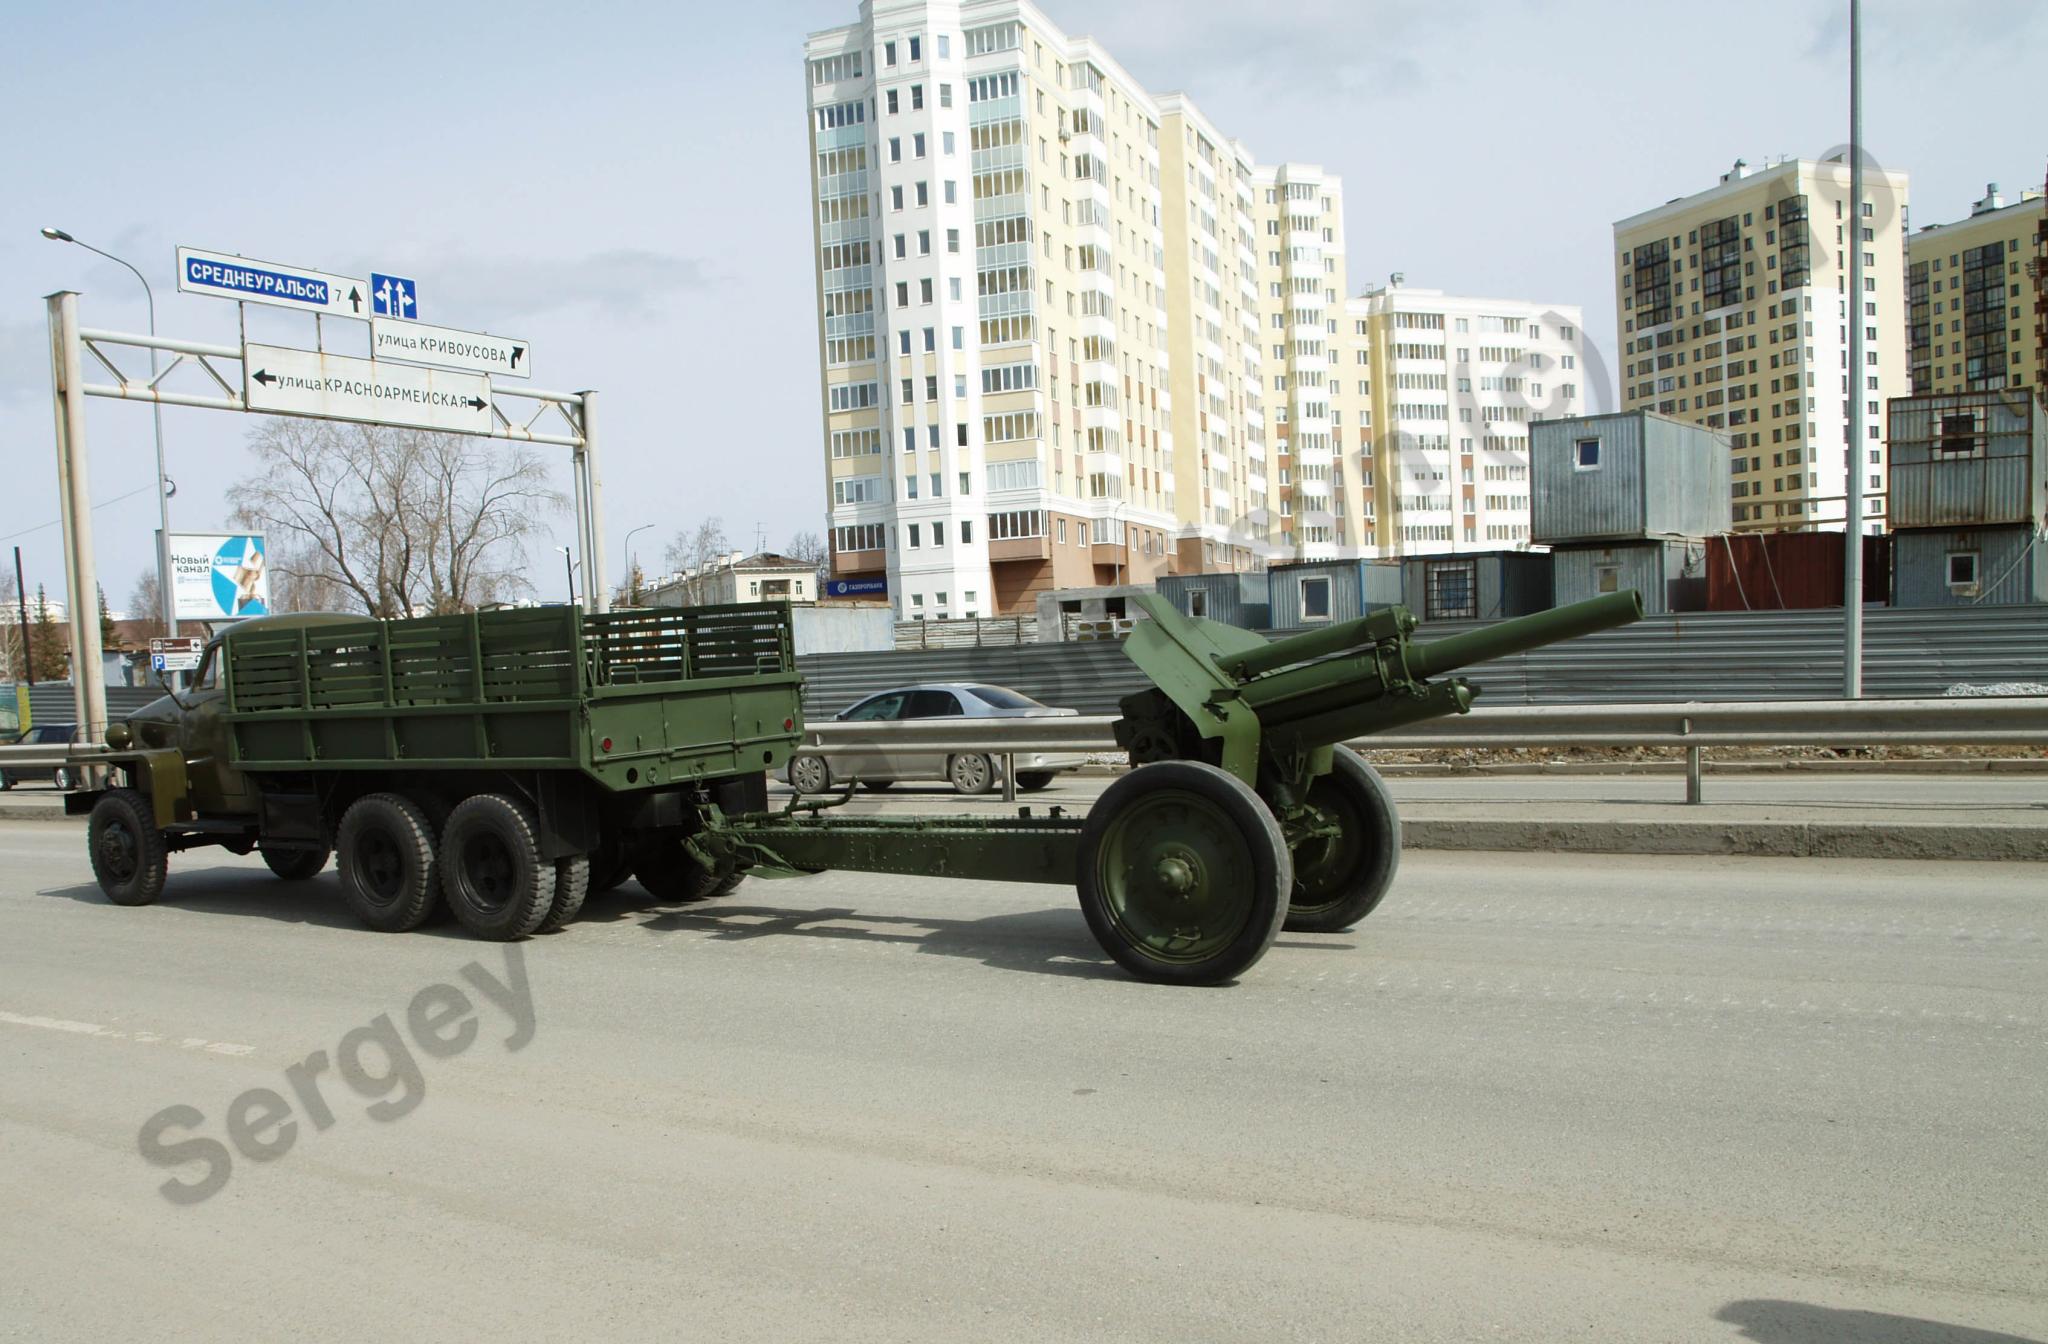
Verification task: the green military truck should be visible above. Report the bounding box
[76,602,802,939]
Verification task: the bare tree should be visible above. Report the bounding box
[227,419,565,616]
[126,569,166,643]
[784,530,828,585]
[664,517,732,577]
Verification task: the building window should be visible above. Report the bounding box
[1187,587,1208,617]
[1425,559,1477,621]
[1947,551,1979,589]
[1574,438,1601,470]
[884,40,896,65]
[1594,564,1621,594]
[1300,576,1331,622]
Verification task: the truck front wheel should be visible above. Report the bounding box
[440,794,554,940]
[336,794,440,933]
[89,788,169,907]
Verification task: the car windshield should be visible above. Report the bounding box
[962,686,1043,710]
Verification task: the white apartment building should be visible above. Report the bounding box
[1614,157,1911,532]
[1342,281,1586,554]
[807,0,1180,620]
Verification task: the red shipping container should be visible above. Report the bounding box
[1705,532,1890,610]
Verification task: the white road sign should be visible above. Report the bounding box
[243,343,494,435]
[371,318,531,380]
[177,246,370,318]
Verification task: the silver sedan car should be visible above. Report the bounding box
[787,683,1087,795]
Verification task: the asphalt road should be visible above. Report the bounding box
[1,820,2043,1342]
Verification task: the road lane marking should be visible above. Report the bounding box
[0,1009,254,1056]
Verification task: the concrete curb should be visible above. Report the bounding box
[1400,818,2048,862]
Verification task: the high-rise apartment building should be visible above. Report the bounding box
[1343,281,1585,554]
[1613,157,1910,533]
[1907,183,2045,399]
[1249,165,1351,558]
[807,0,1180,620]
[1157,94,1269,574]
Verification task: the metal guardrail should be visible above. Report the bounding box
[800,697,2048,803]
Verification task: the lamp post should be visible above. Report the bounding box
[1842,0,1865,698]
[41,228,175,640]
[622,523,654,603]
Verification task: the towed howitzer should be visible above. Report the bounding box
[1106,588,1645,938]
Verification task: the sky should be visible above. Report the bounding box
[1,0,2040,614]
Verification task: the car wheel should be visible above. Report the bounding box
[948,753,995,795]
[788,754,832,795]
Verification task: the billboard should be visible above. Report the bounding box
[166,533,270,621]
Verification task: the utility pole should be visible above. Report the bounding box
[1843,0,1866,698]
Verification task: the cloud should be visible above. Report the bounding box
[422,249,712,322]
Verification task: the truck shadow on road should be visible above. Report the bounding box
[1715,1300,2043,1343]
[596,890,1355,984]
[38,870,479,939]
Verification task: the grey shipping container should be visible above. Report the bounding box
[1552,539,1708,615]
[1531,411,1732,544]
[1266,559,1404,630]
[1155,571,1271,630]
[1886,390,2048,530]
[1892,525,2047,608]
[1397,551,1552,623]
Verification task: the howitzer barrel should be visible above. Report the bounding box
[1216,607,1413,682]
[1406,589,1643,682]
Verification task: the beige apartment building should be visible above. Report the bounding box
[1907,183,2045,399]
[1613,157,1910,532]
[1157,94,1270,575]
[1341,281,1585,555]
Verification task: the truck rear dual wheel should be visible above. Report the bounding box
[337,794,440,933]
[1281,746,1401,934]
[631,835,740,904]
[1076,761,1292,986]
[537,854,591,933]
[89,788,169,907]
[440,794,556,940]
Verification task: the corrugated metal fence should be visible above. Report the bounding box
[798,604,2048,717]
[10,683,163,728]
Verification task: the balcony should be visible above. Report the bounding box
[832,549,886,575]
[989,536,1050,562]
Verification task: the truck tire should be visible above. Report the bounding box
[336,794,440,933]
[261,846,331,881]
[1016,772,1055,791]
[1281,746,1401,933]
[1076,761,1291,986]
[537,854,591,933]
[588,832,635,897]
[89,788,169,907]
[440,793,554,940]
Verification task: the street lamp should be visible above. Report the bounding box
[43,227,176,647]
[622,523,654,602]
[555,545,579,605]
[42,227,175,640]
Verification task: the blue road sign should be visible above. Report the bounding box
[371,273,418,320]
[175,247,367,317]
[826,577,888,598]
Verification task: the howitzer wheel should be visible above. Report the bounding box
[1281,746,1400,933]
[1076,761,1291,985]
